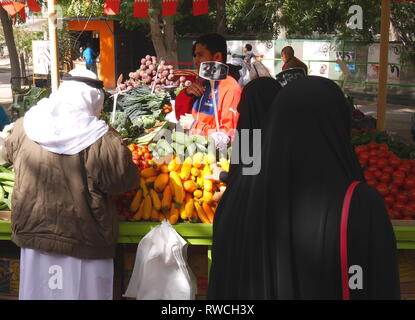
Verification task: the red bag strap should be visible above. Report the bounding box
[340,181,360,300]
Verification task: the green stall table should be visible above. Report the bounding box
[1,219,415,274]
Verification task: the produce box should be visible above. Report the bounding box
[0,258,19,298]
[398,250,415,297]
[187,245,208,300]
[0,211,11,221]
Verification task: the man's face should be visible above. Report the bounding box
[281,52,288,63]
[243,47,248,53]
[194,43,222,72]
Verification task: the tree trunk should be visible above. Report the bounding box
[162,15,177,64]
[0,6,21,90]
[216,0,226,35]
[148,1,178,64]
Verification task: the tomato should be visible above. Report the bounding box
[378,151,390,159]
[403,216,414,220]
[383,166,394,174]
[364,171,375,181]
[128,145,135,152]
[369,150,379,157]
[359,152,370,161]
[394,202,405,213]
[396,193,409,204]
[134,145,139,150]
[373,170,383,179]
[392,170,406,180]
[378,144,388,152]
[367,180,378,188]
[144,152,152,160]
[408,201,415,210]
[389,157,401,168]
[379,173,391,183]
[376,183,389,196]
[355,145,368,155]
[368,142,378,150]
[399,165,412,174]
[405,177,415,190]
[367,166,378,173]
[384,195,395,207]
[393,178,405,188]
[408,190,415,201]
[402,205,414,217]
[359,158,368,167]
[389,185,400,195]
[390,210,402,219]
[369,157,379,166]
[377,158,388,168]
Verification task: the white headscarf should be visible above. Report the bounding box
[24,69,108,155]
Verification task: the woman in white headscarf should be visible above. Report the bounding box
[4,69,140,300]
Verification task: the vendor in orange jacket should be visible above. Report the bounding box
[176,33,242,139]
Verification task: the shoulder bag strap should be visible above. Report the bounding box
[340,180,361,300]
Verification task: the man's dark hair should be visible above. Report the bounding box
[193,33,227,63]
[245,44,252,51]
[281,46,295,58]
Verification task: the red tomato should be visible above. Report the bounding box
[399,165,411,174]
[137,150,143,157]
[389,157,401,168]
[389,185,400,195]
[394,202,405,213]
[373,170,383,179]
[396,193,409,204]
[359,158,368,167]
[144,152,152,160]
[378,144,388,152]
[369,150,379,157]
[359,152,370,161]
[408,201,415,210]
[364,171,375,181]
[378,151,390,159]
[392,170,406,180]
[134,145,139,150]
[369,157,379,166]
[405,177,415,190]
[355,145,368,155]
[368,142,378,150]
[392,177,405,187]
[128,145,135,152]
[402,205,414,217]
[403,216,414,220]
[376,183,389,196]
[379,173,391,183]
[367,180,378,188]
[408,190,415,201]
[367,166,378,173]
[384,195,395,207]
[383,166,394,174]
[377,158,388,168]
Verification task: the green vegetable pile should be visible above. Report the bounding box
[102,86,171,143]
[150,132,232,161]
[0,164,14,211]
[351,129,415,159]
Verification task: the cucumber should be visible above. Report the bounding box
[0,186,4,200]
[157,139,174,154]
[1,181,14,187]
[148,143,157,152]
[172,132,193,147]
[192,135,207,146]
[0,166,13,174]
[0,172,14,182]
[3,185,13,195]
[207,137,216,156]
[195,143,208,154]
[0,203,7,210]
[186,143,197,157]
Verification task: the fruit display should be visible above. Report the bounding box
[118,55,194,93]
[127,143,156,169]
[149,132,232,162]
[0,164,14,211]
[117,153,229,224]
[355,141,415,220]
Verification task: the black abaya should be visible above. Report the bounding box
[208,76,400,299]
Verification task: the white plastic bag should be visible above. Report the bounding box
[123,220,197,300]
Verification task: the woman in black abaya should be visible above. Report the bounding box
[208,76,400,299]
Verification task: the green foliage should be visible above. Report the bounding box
[391,1,415,65]
[59,0,104,17]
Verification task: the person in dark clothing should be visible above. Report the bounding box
[281,46,308,74]
[205,77,282,201]
[208,76,400,300]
